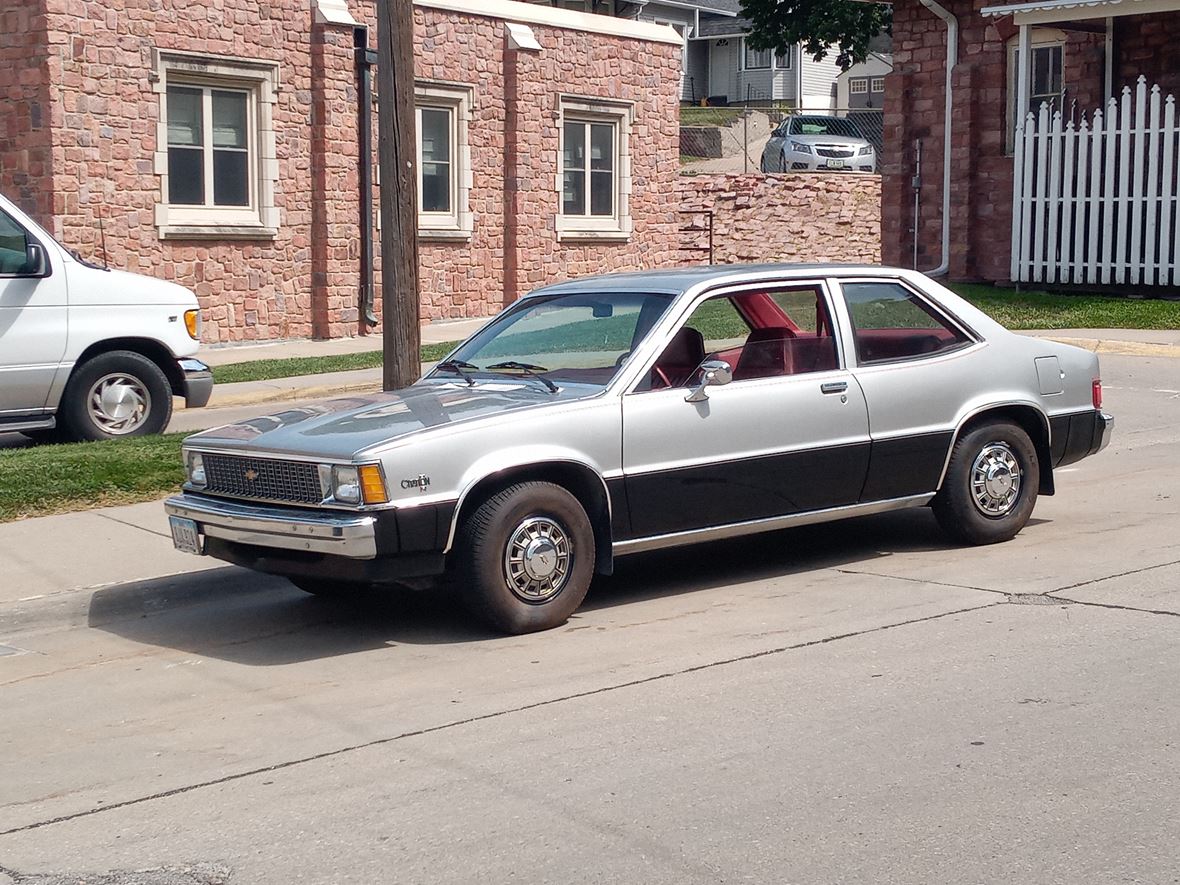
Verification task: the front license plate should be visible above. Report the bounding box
[825,159,846,169]
[169,516,203,555]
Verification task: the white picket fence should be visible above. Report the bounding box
[1011,76,1180,286]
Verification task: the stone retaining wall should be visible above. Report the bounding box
[677,173,881,265]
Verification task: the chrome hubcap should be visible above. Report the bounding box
[504,516,571,602]
[88,373,150,435]
[970,442,1022,517]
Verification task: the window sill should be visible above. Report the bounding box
[418,228,473,242]
[158,224,279,241]
[556,228,632,243]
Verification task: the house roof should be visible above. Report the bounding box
[692,13,751,37]
[673,0,742,14]
[981,0,1180,22]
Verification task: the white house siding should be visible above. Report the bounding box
[836,53,892,108]
[799,51,841,110]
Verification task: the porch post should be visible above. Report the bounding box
[1104,16,1114,99]
[1011,23,1033,282]
[1017,23,1032,126]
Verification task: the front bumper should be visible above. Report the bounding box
[784,149,875,173]
[179,358,213,409]
[165,493,377,559]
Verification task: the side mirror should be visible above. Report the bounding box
[24,242,47,277]
[685,359,733,403]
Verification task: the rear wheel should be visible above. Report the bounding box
[933,421,1039,545]
[57,351,173,441]
[455,481,595,634]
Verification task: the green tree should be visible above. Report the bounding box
[739,0,891,71]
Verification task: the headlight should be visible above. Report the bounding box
[332,465,362,504]
[331,463,389,505]
[858,145,874,156]
[789,140,812,155]
[186,451,206,488]
[184,309,201,340]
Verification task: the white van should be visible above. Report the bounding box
[0,193,211,441]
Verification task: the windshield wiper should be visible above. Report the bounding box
[486,361,558,394]
[435,358,477,386]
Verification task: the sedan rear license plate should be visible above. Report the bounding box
[169,516,203,555]
[825,159,846,169]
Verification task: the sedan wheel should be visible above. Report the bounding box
[933,421,1039,545]
[456,481,595,634]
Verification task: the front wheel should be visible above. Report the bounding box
[933,421,1039,545]
[455,481,595,634]
[57,351,173,441]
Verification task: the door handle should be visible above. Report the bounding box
[820,381,848,395]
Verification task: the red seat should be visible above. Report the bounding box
[733,327,795,380]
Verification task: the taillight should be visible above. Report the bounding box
[1092,379,1103,410]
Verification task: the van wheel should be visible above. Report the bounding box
[456,482,595,634]
[58,351,173,441]
[933,421,1039,545]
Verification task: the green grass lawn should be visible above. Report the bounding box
[951,283,1180,330]
[0,433,186,522]
[212,341,458,385]
[680,107,744,127]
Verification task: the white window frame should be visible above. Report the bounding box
[870,76,886,93]
[850,78,869,95]
[152,49,279,240]
[556,96,633,241]
[774,47,793,71]
[741,38,772,71]
[1005,30,1066,154]
[414,80,474,240]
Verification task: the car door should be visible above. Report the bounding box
[620,281,871,540]
[0,204,67,417]
[831,277,983,502]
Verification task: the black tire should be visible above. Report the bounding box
[20,428,64,444]
[57,350,173,441]
[290,577,366,598]
[455,481,595,634]
[933,421,1039,545]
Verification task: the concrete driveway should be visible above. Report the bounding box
[0,353,1177,884]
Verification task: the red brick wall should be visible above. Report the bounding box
[0,0,55,222]
[4,1,681,343]
[678,174,881,265]
[1116,14,1180,99]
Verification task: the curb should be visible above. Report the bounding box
[207,379,382,409]
[1043,337,1180,360]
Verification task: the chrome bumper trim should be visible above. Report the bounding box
[1096,411,1114,453]
[179,358,213,408]
[165,494,377,559]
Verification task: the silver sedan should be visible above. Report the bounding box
[165,265,1112,634]
[761,115,877,173]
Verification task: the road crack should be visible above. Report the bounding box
[0,599,999,838]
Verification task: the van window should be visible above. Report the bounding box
[0,208,35,276]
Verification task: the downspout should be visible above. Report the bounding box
[355,27,379,329]
[918,0,958,276]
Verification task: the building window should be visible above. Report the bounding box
[415,81,474,239]
[871,77,886,93]
[556,97,633,241]
[153,50,279,240]
[850,78,869,95]
[774,47,792,70]
[742,38,771,70]
[1006,34,1066,152]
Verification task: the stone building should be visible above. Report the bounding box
[0,0,683,342]
[884,0,1180,289]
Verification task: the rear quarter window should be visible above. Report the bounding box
[842,281,972,364]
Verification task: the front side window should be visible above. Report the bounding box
[167,84,251,208]
[556,98,632,240]
[0,208,39,276]
[842,281,972,364]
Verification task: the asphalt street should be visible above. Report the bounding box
[1,352,1178,884]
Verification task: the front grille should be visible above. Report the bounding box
[816,147,855,159]
[202,453,325,505]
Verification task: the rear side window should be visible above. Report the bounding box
[842,281,972,364]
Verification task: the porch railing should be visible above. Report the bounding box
[1012,76,1180,286]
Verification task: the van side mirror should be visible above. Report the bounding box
[685,359,733,403]
[24,242,47,277]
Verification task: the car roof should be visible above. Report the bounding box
[528,264,909,297]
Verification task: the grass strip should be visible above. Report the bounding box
[950,283,1180,330]
[0,433,187,522]
[212,341,459,385]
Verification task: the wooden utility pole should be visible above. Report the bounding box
[376,0,421,391]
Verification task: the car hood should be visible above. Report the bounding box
[184,379,598,460]
[785,134,870,148]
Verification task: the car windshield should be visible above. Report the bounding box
[438,291,675,388]
[788,116,864,138]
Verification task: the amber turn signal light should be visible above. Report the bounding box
[359,464,389,504]
[184,309,201,340]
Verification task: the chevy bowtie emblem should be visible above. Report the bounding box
[244,468,259,482]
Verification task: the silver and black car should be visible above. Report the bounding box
[760,115,877,173]
[166,266,1112,634]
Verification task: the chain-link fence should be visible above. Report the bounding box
[680,105,885,176]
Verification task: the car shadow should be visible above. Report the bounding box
[88,507,1039,665]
